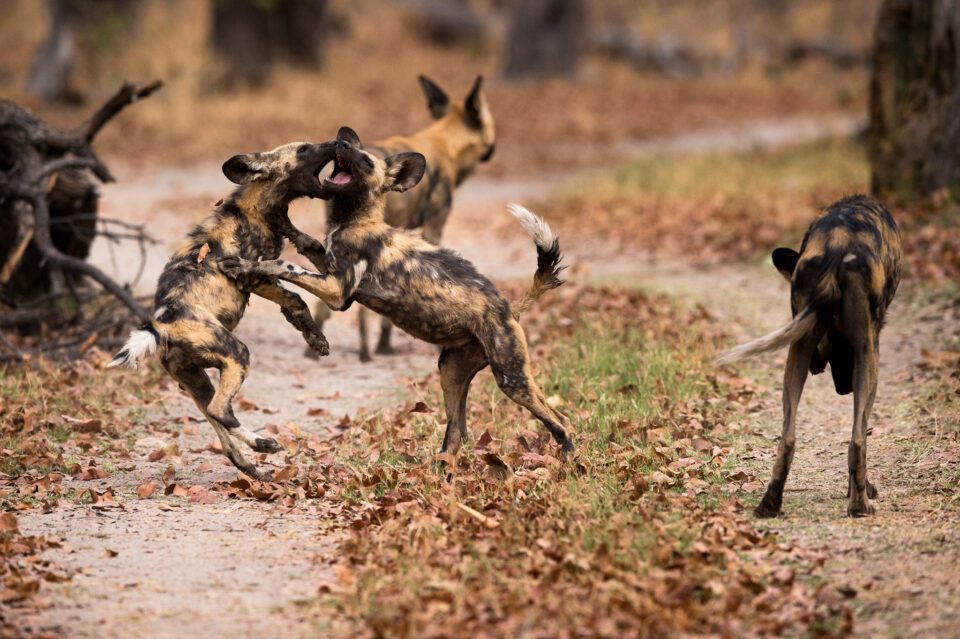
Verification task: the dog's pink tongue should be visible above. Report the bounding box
[330,171,351,185]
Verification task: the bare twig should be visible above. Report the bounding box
[28,194,150,320]
[72,80,163,144]
[39,157,98,181]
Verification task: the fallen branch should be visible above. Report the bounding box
[28,194,149,321]
[456,502,499,529]
[0,81,161,352]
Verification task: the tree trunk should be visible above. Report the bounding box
[868,0,960,200]
[504,0,585,78]
[27,0,141,104]
[210,0,329,88]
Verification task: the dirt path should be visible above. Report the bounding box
[11,113,958,638]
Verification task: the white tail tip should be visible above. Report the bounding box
[507,203,555,250]
[107,329,158,370]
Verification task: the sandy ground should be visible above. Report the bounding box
[9,114,959,638]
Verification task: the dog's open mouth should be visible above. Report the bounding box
[323,160,352,187]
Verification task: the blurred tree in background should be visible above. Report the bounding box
[869,0,960,201]
[210,0,330,87]
[504,0,584,78]
[28,0,141,104]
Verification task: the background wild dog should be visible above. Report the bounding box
[108,142,335,480]
[310,75,496,361]
[220,127,573,457]
[718,195,902,517]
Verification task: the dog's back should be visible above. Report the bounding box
[791,195,901,327]
[717,195,902,387]
[788,196,901,392]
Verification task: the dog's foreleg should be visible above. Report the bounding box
[375,316,395,356]
[254,282,329,357]
[358,306,372,362]
[268,259,367,311]
[755,334,817,518]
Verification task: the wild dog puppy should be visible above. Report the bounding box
[108,142,335,479]
[718,195,901,517]
[310,75,496,361]
[220,127,573,456]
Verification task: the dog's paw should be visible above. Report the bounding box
[754,488,783,518]
[252,437,283,454]
[216,255,254,278]
[847,499,875,518]
[305,332,330,357]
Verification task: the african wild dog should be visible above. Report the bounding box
[219,127,573,457]
[718,195,902,517]
[310,75,496,361]
[108,142,336,479]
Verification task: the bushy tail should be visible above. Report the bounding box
[507,203,565,318]
[107,324,160,369]
[714,309,817,365]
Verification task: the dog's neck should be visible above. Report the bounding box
[327,193,385,229]
[228,181,290,233]
[423,118,484,181]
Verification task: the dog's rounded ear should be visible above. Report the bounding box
[418,75,450,119]
[383,152,426,193]
[337,126,362,148]
[222,154,263,185]
[464,75,485,130]
[772,247,800,281]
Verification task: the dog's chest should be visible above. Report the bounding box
[235,222,283,260]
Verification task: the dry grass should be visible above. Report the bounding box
[548,137,871,263]
[316,285,852,637]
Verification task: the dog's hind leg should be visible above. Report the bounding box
[482,320,574,454]
[755,331,818,518]
[437,342,487,455]
[843,278,879,517]
[162,358,262,479]
[199,330,282,459]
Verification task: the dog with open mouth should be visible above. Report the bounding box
[219,127,574,458]
[108,141,336,479]
[309,75,496,362]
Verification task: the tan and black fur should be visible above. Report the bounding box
[311,75,496,361]
[108,141,335,479]
[221,127,572,457]
[718,195,902,517]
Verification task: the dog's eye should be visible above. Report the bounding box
[297,145,310,156]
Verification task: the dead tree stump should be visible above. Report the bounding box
[0,81,161,333]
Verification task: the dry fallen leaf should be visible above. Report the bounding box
[0,512,19,533]
[136,482,157,499]
[409,401,433,414]
[197,242,211,264]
